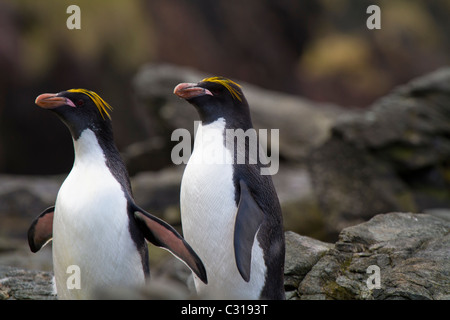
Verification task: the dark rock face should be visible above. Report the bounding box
[308,68,450,238]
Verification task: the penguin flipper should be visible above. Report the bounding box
[133,208,208,284]
[234,180,264,282]
[28,206,54,253]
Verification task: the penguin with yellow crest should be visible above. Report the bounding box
[28,89,207,299]
[174,77,285,299]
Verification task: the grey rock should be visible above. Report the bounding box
[297,212,450,300]
[284,231,333,299]
[334,67,450,153]
[308,136,417,239]
[0,175,62,214]
[0,175,62,239]
[308,67,450,237]
[0,265,55,300]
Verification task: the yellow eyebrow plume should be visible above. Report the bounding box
[202,76,243,101]
[67,88,113,120]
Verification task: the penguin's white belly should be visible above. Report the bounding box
[52,130,145,299]
[180,120,266,299]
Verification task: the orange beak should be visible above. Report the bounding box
[35,93,76,109]
[173,83,213,100]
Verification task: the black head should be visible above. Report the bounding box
[174,77,252,128]
[35,89,113,140]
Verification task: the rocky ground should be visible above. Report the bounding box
[0,66,449,299]
[287,212,450,300]
[1,212,449,300]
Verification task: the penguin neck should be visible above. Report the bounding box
[72,128,132,196]
[194,117,226,148]
[194,100,253,130]
[197,113,253,133]
[73,128,112,164]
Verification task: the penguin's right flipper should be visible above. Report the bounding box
[234,180,264,282]
[28,206,54,253]
[133,208,208,284]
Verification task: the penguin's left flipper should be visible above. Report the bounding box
[133,208,208,284]
[234,180,265,282]
[28,206,54,253]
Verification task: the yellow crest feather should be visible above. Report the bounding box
[202,76,243,101]
[67,88,113,120]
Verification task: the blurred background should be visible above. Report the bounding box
[1,0,450,174]
[0,0,449,272]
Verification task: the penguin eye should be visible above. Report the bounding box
[210,87,222,96]
[76,100,84,106]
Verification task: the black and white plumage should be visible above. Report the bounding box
[28,89,207,299]
[174,77,285,299]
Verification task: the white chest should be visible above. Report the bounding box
[181,119,237,259]
[52,130,144,299]
[180,119,266,299]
